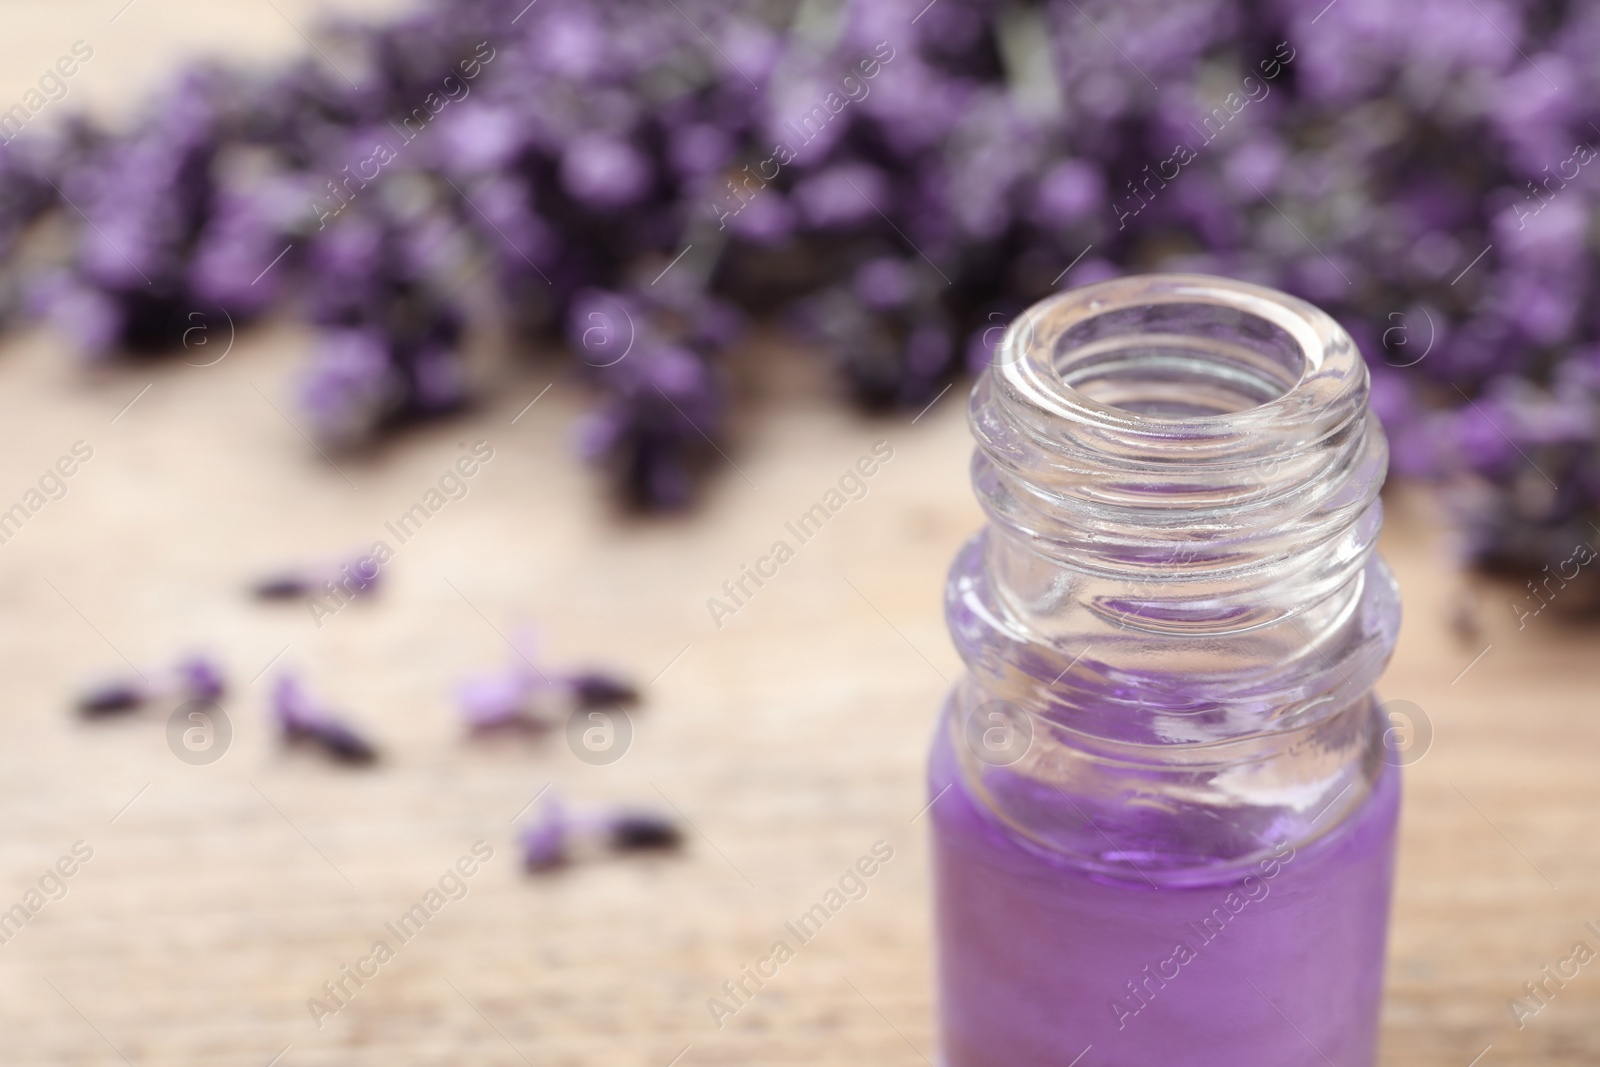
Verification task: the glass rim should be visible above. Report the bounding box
[988,272,1367,460]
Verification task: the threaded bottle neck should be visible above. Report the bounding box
[971,273,1385,634]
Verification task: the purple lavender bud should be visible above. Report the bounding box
[304,219,385,315]
[455,626,558,732]
[77,651,226,717]
[188,180,298,316]
[77,679,148,717]
[793,164,887,229]
[518,799,569,871]
[253,553,381,602]
[305,718,379,764]
[252,574,314,600]
[343,552,383,594]
[605,809,682,852]
[669,124,733,178]
[271,674,378,765]
[1221,137,1288,199]
[854,258,912,310]
[33,275,124,362]
[639,343,711,397]
[436,104,526,174]
[408,343,468,414]
[1452,400,1521,475]
[561,133,652,210]
[726,191,795,245]
[1031,159,1105,226]
[175,654,227,702]
[271,673,315,731]
[573,408,627,461]
[457,176,553,275]
[719,19,780,84]
[298,328,400,445]
[456,670,542,732]
[568,671,638,708]
[533,7,608,80]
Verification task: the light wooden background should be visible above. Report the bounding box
[0,3,1597,1065]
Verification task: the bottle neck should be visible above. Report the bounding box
[945,274,1401,881]
[972,274,1383,624]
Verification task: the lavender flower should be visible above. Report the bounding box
[456,632,638,732]
[76,652,227,717]
[297,328,401,447]
[174,654,227,702]
[517,797,569,871]
[569,671,639,708]
[605,810,682,852]
[252,551,383,601]
[456,659,550,733]
[76,679,146,717]
[516,794,680,873]
[575,337,724,510]
[561,133,653,210]
[10,0,1600,574]
[271,673,378,764]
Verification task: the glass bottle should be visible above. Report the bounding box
[930,274,1402,1066]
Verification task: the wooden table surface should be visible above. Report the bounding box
[1,4,1598,1065]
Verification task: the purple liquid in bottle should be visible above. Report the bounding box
[932,275,1402,1066]
[930,721,1399,1066]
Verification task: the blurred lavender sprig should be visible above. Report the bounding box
[272,673,379,764]
[253,548,384,601]
[9,0,1600,569]
[77,652,226,717]
[455,628,638,733]
[517,792,681,872]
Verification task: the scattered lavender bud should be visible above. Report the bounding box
[518,798,570,871]
[605,810,682,852]
[76,679,148,718]
[517,797,680,873]
[252,574,312,600]
[457,634,638,732]
[271,674,378,765]
[568,671,638,708]
[456,668,547,733]
[301,717,377,764]
[76,653,227,718]
[455,628,555,733]
[252,552,383,602]
[173,654,227,702]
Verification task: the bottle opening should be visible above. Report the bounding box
[969,272,1386,588]
[1054,301,1306,418]
[984,273,1367,469]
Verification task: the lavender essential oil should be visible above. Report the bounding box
[931,274,1401,1066]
